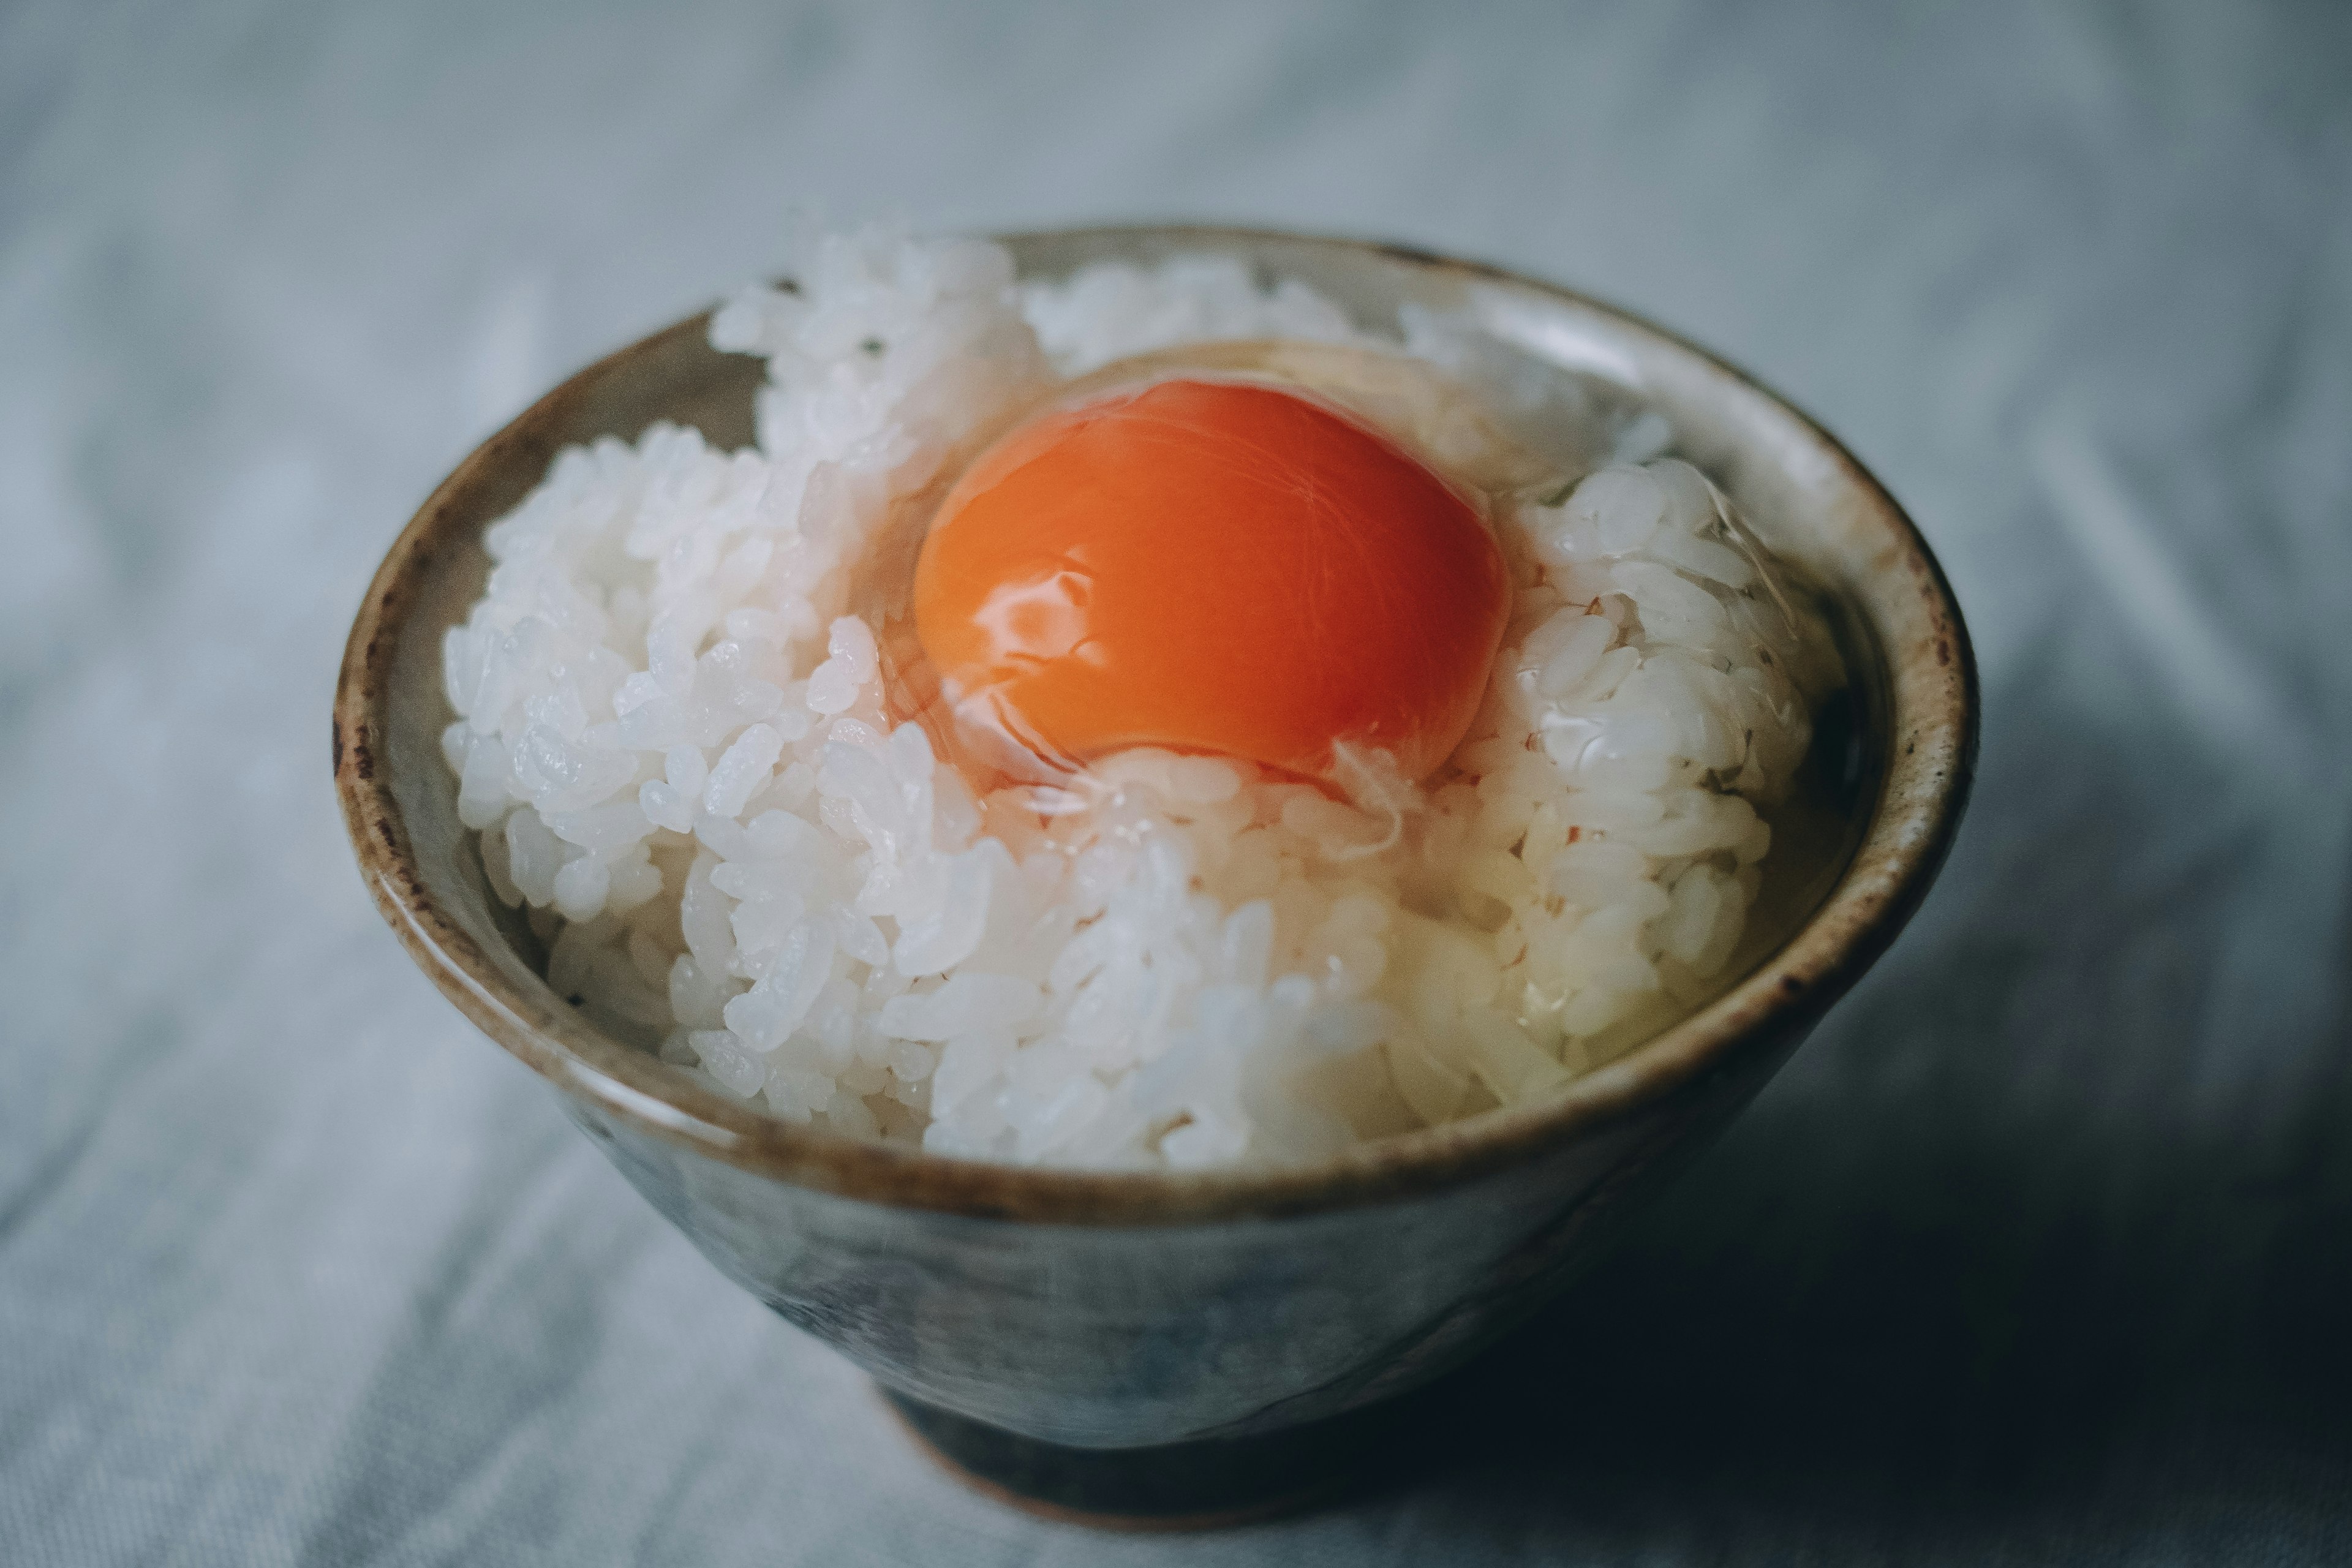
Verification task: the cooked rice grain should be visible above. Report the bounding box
[439,228,1831,1167]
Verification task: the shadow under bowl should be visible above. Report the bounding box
[333,227,1977,1527]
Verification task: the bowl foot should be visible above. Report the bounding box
[880,1387,1408,1530]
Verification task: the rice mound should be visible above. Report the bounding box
[437,228,1832,1168]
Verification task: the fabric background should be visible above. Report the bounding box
[5,2,2349,1561]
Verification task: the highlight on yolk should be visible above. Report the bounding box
[910,377,1510,783]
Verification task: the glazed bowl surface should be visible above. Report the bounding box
[333,226,1975,1467]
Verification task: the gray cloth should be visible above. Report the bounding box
[5,1,2349,1561]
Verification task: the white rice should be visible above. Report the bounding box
[438,227,1833,1167]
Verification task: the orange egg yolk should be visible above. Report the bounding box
[910,377,1510,785]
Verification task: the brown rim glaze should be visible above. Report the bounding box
[332,225,1977,1226]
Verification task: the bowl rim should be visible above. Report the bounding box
[333,223,1978,1226]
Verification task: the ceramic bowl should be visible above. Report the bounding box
[333,227,1975,1526]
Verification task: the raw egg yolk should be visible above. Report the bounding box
[911,377,1509,783]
